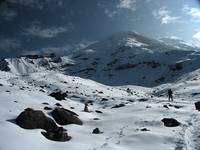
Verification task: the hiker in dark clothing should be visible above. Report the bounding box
[168,89,173,101]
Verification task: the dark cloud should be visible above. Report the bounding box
[22,22,74,38]
[0,0,199,58]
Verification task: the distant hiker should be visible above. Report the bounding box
[84,102,89,112]
[168,89,173,101]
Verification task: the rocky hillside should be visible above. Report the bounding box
[64,31,200,86]
[1,31,200,87]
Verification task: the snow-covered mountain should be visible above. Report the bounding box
[160,37,199,51]
[64,31,200,86]
[1,31,200,87]
[1,31,200,150]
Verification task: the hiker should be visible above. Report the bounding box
[168,89,173,101]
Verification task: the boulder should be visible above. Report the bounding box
[161,118,180,127]
[195,101,200,111]
[92,128,103,134]
[41,127,71,142]
[112,103,125,108]
[95,110,103,114]
[16,108,57,131]
[101,98,108,102]
[55,103,62,107]
[163,105,169,109]
[51,108,83,125]
[138,98,148,102]
[44,107,53,110]
[140,128,149,131]
[49,91,67,100]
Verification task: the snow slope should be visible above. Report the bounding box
[0,67,200,150]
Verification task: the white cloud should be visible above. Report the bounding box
[153,7,180,24]
[193,32,200,41]
[183,5,200,19]
[104,9,117,18]
[161,15,180,24]
[23,22,74,38]
[117,0,137,11]
[0,38,21,51]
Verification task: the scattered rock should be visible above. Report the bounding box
[16,108,57,131]
[41,127,71,142]
[95,110,103,114]
[101,98,109,102]
[40,89,45,93]
[92,128,103,134]
[168,104,183,109]
[112,103,125,108]
[51,108,83,125]
[161,118,180,127]
[42,102,49,105]
[163,105,169,109]
[55,103,62,107]
[49,91,67,100]
[44,107,53,110]
[138,98,148,102]
[140,128,149,131]
[192,93,200,97]
[127,99,135,102]
[195,101,200,111]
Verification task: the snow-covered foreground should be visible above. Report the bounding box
[0,70,200,150]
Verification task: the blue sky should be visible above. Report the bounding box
[0,0,200,58]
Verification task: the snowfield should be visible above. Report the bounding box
[0,31,200,150]
[0,70,199,150]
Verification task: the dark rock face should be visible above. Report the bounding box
[112,103,125,108]
[161,118,180,127]
[0,59,10,71]
[195,101,200,111]
[92,128,103,134]
[49,91,67,100]
[51,108,83,125]
[41,127,71,142]
[16,108,57,131]
[19,54,43,59]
